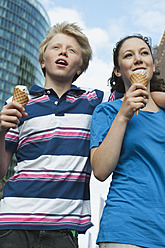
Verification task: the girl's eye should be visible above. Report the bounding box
[141,50,149,55]
[124,53,132,59]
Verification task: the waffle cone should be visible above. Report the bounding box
[130,72,147,115]
[130,73,147,87]
[13,87,29,107]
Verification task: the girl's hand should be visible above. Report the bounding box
[119,83,148,121]
[0,101,28,133]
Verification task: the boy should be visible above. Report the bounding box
[0,22,115,248]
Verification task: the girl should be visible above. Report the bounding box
[90,35,165,248]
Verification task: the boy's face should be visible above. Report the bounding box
[41,33,83,83]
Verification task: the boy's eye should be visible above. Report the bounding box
[53,46,59,50]
[69,48,75,53]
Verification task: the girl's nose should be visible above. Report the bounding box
[134,53,143,64]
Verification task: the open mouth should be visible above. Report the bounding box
[55,59,68,66]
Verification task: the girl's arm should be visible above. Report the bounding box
[90,84,148,182]
[151,91,165,109]
[90,112,128,181]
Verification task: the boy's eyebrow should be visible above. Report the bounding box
[49,42,76,48]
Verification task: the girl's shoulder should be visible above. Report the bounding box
[95,99,122,112]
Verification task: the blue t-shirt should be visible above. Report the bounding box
[90,99,165,248]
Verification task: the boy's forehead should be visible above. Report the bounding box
[46,33,82,52]
[49,33,77,44]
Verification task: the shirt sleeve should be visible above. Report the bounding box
[102,91,123,103]
[90,102,116,149]
[5,128,19,153]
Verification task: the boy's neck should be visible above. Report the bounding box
[44,78,72,98]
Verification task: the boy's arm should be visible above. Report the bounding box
[151,91,165,109]
[0,132,13,179]
[0,102,27,179]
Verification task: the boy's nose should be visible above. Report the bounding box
[59,48,68,56]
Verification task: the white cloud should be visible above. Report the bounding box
[85,27,113,65]
[47,7,85,27]
[40,0,51,4]
[127,0,165,43]
[133,0,165,8]
[85,28,109,51]
[76,56,113,92]
[136,11,165,32]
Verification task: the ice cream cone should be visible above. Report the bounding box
[130,71,147,115]
[12,85,29,107]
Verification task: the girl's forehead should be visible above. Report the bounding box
[120,37,148,51]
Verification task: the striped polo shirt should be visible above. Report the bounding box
[0,84,114,232]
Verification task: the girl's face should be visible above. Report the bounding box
[114,37,155,91]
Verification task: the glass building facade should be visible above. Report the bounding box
[0,0,50,179]
[0,0,50,110]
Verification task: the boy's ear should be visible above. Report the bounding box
[40,61,45,69]
[77,68,83,76]
[114,67,121,77]
[77,70,83,76]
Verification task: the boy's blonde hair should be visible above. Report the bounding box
[38,22,92,82]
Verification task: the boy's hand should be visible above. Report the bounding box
[0,102,28,133]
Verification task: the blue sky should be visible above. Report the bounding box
[38,1,165,247]
[39,0,165,92]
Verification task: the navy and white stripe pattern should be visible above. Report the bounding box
[1,84,115,231]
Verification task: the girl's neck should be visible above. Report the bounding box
[142,93,159,113]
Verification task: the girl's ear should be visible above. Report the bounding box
[114,67,121,77]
